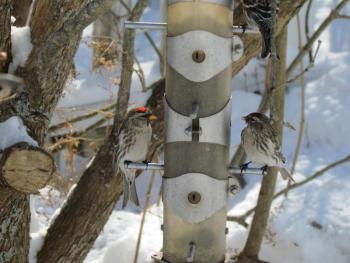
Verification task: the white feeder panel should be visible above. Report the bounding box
[163,173,228,223]
[167,31,237,82]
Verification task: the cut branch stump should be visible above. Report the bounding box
[0,142,55,193]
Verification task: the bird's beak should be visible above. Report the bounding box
[148,114,157,121]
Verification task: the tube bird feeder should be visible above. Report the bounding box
[161,1,241,262]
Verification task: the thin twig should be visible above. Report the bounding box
[305,0,314,62]
[275,154,350,198]
[133,158,157,263]
[75,117,111,137]
[286,13,306,197]
[113,0,163,64]
[286,40,321,84]
[49,103,115,133]
[337,14,350,19]
[47,136,104,152]
[227,154,350,227]
[144,31,163,65]
[133,56,147,92]
[269,0,278,120]
[287,0,350,76]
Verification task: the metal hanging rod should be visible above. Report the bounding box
[229,167,265,175]
[232,25,260,34]
[124,161,265,175]
[124,162,164,170]
[124,21,260,34]
[124,21,167,30]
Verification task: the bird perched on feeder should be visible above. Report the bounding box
[114,106,157,208]
[241,0,278,58]
[241,112,295,182]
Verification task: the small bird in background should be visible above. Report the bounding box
[241,0,278,58]
[114,107,157,208]
[241,112,295,182]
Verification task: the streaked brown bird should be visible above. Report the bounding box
[241,0,279,58]
[114,106,157,208]
[241,112,295,182]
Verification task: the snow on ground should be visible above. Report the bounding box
[25,0,350,262]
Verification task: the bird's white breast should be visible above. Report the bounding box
[242,127,284,167]
[121,124,152,163]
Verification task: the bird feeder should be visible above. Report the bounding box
[124,1,262,262]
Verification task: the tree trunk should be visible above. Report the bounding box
[13,0,32,26]
[0,3,30,263]
[37,2,148,262]
[0,1,115,262]
[0,190,30,263]
[237,28,288,263]
[92,0,131,69]
[0,0,11,72]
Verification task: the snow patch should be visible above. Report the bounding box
[0,117,37,150]
[9,26,33,73]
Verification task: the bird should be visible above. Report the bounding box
[241,0,278,58]
[240,112,295,182]
[113,106,157,208]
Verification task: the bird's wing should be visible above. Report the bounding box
[264,122,287,164]
[112,115,130,171]
[241,127,247,145]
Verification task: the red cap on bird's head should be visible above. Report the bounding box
[132,106,157,121]
[135,106,148,113]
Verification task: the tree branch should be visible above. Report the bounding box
[287,0,350,76]
[228,154,350,227]
[232,0,308,76]
[48,103,115,133]
[41,0,116,64]
[37,1,149,261]
[336,13,350,19]
[286,13,307,197]
[305,0,314,62]
[238,3,287,260]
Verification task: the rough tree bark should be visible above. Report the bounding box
[13,0,32,26]
[0,1,116,262]
[237,27,288,263]
[92,0,131,69]
[0,2,31,262]
[37,1,149,262]
[0,0,11,72]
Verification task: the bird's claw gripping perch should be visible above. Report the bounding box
[240,24,248,35]
[260,165,268,175]
[240,161,252,174]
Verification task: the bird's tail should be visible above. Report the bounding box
[129,180,140,207]
[260,29,271,58]
[122,175,130,208]
[279,167,295,183]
